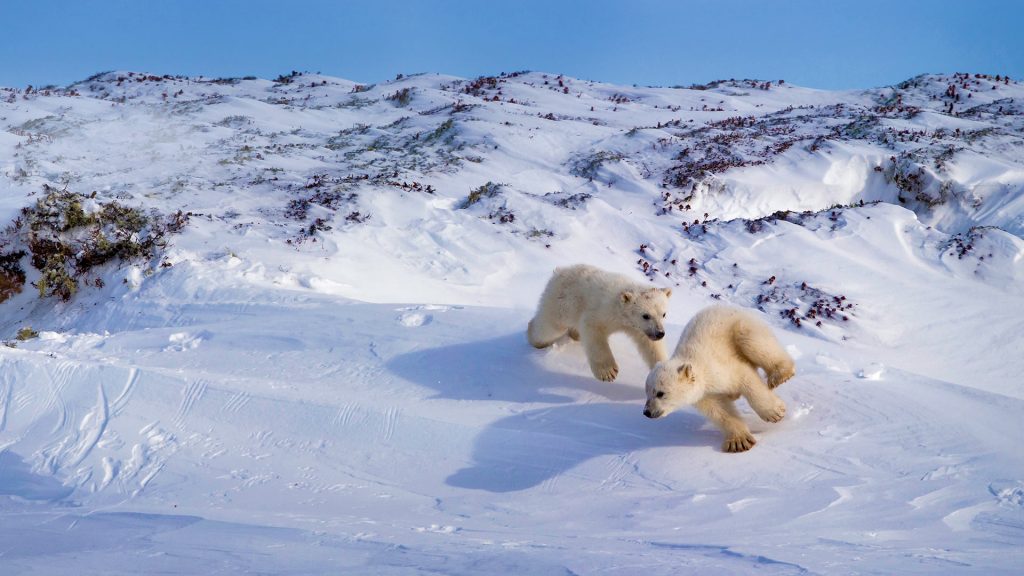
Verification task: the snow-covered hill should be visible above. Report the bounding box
[1,70,1022,574]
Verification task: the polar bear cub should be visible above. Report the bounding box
[528,264,672,382]
[643,305,795,452]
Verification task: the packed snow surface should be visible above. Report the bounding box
[1,70,1023,573]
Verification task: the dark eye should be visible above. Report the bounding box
[656,391,665,398]
[662,313,666,318]
[642,313,651,320]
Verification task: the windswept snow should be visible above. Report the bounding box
[0,70,1022,574]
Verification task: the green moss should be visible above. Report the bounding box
[63,197,93,229]
[100,202,149,234]
[6,185,186,302]
[461,182,503,209]
[569,151,627,180]
[37,258,77,300]
[426,119,455,143]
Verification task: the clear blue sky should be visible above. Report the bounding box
[2,0,1021,90]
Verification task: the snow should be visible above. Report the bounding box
[1,70,1023,574]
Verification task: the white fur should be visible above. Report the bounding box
[527,264,672,382]
[644,305,795,452]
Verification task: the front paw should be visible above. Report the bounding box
[591,362,619,382]
[722,432,757,453]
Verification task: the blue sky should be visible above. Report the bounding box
[2,0,1021,90]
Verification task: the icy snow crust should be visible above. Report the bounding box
[1,71,1023,574]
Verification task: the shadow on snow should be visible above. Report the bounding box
[388,330,715,492]
[387,331,640,404]
[444,402,711,492]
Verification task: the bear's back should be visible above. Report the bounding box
[675,305,755,358]
[553,264,636,303]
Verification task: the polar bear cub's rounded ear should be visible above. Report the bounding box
[661,287,672,298]
[677,363,693,380]
[620,291,634,303]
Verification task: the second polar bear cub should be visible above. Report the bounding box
[643,305,795,453]
[528,264,672,382]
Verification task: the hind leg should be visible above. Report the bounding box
[741,373,787,423]
[527,316,569,349]
[735,318,796,388]
[766,360,795,389]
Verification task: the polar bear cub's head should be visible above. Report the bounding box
[643,360,704,419]
[618,287,671,341]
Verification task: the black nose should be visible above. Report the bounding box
[653,331,665,340]
[643,409,653,418]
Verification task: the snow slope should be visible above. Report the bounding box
[1,70,1023,574]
